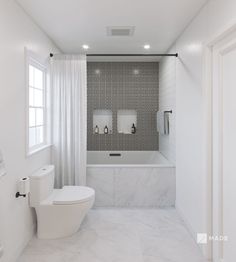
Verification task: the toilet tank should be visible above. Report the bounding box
[29,165,55,207]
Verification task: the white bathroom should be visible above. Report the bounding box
[1,0,236,262]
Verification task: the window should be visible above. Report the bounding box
[26,53,48,155]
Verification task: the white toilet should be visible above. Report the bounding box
[29,165,95,239]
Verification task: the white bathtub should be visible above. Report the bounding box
[87,151,174,167]
[87,151,175,208]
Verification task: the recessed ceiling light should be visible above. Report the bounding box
[95,69,101,75]
[144,44,150,50]
[82,44,89,50]
[133,69,140,75]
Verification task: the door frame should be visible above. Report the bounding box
[204,22,236,262]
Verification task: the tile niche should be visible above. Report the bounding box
[117,110,137,134]
[92,109,137,135]
[93,110,112,134]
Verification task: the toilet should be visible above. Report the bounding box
[29,165,95,239]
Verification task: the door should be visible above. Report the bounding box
[212,28,236,262]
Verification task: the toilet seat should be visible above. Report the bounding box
[53,186,95,205]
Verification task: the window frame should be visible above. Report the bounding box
[25,50,50,156]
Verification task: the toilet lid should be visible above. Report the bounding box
[53,186,95,205]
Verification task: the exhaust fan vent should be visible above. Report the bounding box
[107,26,135,36]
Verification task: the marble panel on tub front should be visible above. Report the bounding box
[114,167,175,207]
[87,168,114,207]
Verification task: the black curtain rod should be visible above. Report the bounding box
[86,53,178,57]
[50,53,178,57]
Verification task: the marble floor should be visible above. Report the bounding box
[18,208,207,262]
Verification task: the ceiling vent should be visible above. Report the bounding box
[107,26,135,36]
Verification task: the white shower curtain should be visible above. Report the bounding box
[51,55,87,188]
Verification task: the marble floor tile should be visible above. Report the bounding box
[18,209,207,262]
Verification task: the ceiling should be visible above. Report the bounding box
[16,0,208,54]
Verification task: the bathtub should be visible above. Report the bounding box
[87,151,174,167]
[86,151,175,208]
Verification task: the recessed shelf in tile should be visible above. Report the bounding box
[117,110,137,134]
[93,110,112,134]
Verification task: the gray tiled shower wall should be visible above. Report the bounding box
[87,62,159,151]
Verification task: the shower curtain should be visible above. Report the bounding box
[51,55,87,187]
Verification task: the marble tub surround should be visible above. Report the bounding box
[87,167,175,207]
[18,209,206,262]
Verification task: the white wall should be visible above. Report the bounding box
[175,0,236,258]
[159,48,176,164]
[0,1,59,261]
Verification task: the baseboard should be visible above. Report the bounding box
[9,222,36,262]
[175,203,211,261]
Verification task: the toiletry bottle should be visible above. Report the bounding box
[131,123,136,134]
[104,125,108,134]
[94,125,99,134]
